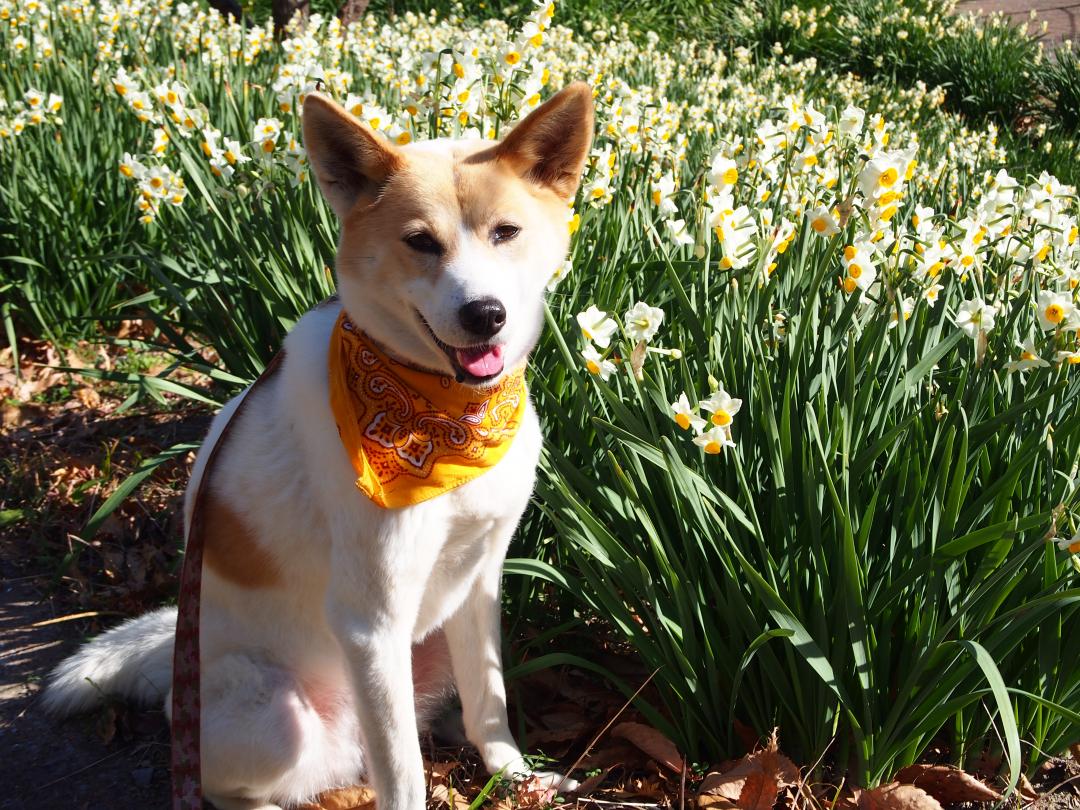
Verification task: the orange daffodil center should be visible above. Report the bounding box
[666,385,742,457]
[1037,291,1075,331]
[1057,532,1080,555]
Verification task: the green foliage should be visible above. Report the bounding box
[361,0,737,43]
[732,0,1039,127]
[922,19,1041,128]
[0,65,145,342]
[1041,44,1080,134]
[531,239,1080,784]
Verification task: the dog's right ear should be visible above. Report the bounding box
[303,93,403,218]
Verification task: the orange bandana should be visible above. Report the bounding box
[328,311,528,508]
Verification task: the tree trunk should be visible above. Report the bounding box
[272,0,310,33]
[337,0,370,28]
[205,0,243,21]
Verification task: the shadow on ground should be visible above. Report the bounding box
[0,577,170,810]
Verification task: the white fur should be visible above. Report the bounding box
[41,605,177,715]
[44,92,589,808]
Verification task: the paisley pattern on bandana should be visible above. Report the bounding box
[328,311,527,508]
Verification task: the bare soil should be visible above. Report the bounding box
[0,576,170,810]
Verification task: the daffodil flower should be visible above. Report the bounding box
[253,116,283,154]
[1037,290,1075,332]
[547,259,572,292]
[576,305,618,348]
[700,388,742,428]
[838,105,865,137]
[709,154,739,191]
[1056,350,1080,365]
[581,344,616,381]
[650,172,678,215]
[842,243,877,293]
[670,393,706,433]
[624,302,664,343]
[119,152,147,180]
[955,298,997,339]
[665,218,694,248]
[693,427,735,454]
[807,205,839,237]
[1005,339,1049,373]
[888,297,915,329]
[1057,532,1080,554]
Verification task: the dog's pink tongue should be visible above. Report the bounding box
[456,345,504,377]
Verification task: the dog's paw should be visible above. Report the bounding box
[521,770,579,794]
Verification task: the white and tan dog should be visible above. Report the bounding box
[44,83,594,810]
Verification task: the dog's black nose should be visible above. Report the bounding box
[459,297,506,338]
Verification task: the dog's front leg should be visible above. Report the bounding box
[326,538,428,810]
[443,538,578,792]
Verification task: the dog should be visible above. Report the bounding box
[43,82,594,810]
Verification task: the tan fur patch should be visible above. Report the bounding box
[338,144,569,286]
[202,490,282,588]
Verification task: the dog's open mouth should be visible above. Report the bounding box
[418,312,505,384]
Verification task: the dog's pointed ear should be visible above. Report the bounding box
[303,93,404,218]
[495,82,594,201]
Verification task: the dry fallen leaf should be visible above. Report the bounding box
[2,403,23,428]
[698,744,799,810]
[612,721,685,773]
[424,759,460,787]
[1018,773,1038,801]
[74,386,102,409]
[577,738,644,772]
[738,770,779,810]
[698,793,739,809]
[630,340,647,380]
[297,785,376,810]
[857,782,944,810]
[430,783,471,810]
[516,774,562,807]
[893,764,1000,803]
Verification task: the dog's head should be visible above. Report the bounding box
[303,83,594,387]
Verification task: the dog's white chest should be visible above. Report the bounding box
[410,408,541,637]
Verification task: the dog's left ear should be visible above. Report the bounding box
[495,82,595,201]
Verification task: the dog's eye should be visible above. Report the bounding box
[404,232,442,255]
[492,224,520,245]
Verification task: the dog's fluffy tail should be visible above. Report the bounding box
[42,606,177,717]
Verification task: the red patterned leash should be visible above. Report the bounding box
[171,351,286,810]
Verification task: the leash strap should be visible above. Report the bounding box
[171,350,286,810]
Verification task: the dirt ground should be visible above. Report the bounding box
[0,575,171,810]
